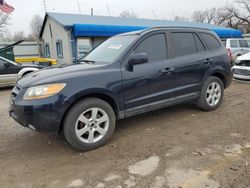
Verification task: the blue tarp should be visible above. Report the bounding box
[73,24,242,38]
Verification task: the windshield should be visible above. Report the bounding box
[82,35,138,65]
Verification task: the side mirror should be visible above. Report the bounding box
[127,53,148,67]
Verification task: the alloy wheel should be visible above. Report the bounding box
[75,108,109,144]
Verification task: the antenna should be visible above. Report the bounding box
[152,10,158,19]
[77,1,82,14]
[106,4,111,16]
[43,0,47,12]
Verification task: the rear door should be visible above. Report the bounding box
[170,31,211,100]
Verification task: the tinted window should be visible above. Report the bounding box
[172,33,196,56]
[194,34,206,52]
[239,40,249,48]
[235,60,250,67]
[230,40,239,48]
[134,34,167,62]
[201,33,221,50]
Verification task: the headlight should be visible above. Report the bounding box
[23,83,66,100]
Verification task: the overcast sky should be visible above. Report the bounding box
[7,0,233,35]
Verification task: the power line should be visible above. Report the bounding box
[152,10,158,19]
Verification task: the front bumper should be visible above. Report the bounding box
[233,74,250,82]
[9,85,68,133]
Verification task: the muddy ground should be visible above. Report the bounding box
[0,81,250,188]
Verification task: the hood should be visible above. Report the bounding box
[17,63,104,88]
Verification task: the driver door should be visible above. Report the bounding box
[121,32,175,117]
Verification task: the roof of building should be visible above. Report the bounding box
[40,12,242,38]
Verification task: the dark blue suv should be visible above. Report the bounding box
[9,27,232,151]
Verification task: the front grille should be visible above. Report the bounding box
[233,69,250,76]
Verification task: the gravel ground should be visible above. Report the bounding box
[0,81,250,188]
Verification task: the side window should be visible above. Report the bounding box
[56,40,63,59]
[194,34,206,52]
[172,32,196,57]
[239,40,249,48]
[134,34,167,63]
[201,33,221,50]
[230,40,239,48]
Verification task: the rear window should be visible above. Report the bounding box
[201,33,221,50]
[172,32,197,57]
[230,40,239,48]
[239,40,249,48]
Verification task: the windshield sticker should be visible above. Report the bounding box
[108,44,122,50]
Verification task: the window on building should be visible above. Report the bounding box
[45,43,50,58]
[56,40,63,58]
[172,32,197,57]
[134,34,167,63]
[77,38,92,59]
[201,33,221,50]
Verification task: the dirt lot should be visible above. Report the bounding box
[0,81,250,188]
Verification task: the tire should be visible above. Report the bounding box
[63,98,116,151]
[196,76,224,111]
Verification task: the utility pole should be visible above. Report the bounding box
[43,0,47,12]
[77,1,82,14]
[106,5,111,16]
[91,8,94,16]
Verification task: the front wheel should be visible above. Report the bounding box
[63,98,116,151]
[197,76,224,111]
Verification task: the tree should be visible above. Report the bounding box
[30,14,43,55]
[0,12,10,33]
[119,10,138,18]
[30,15,43,40]
[13,31,25,41]
[191,8,217,24]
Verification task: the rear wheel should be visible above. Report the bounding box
[197,76,224,111]
[63,98,116,151]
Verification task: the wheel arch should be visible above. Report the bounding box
[58,91,121,133]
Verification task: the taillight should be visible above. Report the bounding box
[227,49,233,61]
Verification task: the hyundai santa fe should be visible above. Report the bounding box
[9,27,232,151]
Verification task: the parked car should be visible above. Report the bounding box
[232,52,250,82]
[222,38,250,63]
[0,56,43,88]
[9,27,232,151]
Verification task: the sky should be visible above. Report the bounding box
[6,0,233,35]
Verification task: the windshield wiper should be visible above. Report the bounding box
[81,59,96,64]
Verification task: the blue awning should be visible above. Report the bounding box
[73,24,147,37]
[73,24,242,38]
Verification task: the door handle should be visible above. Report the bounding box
[159,68,174,76]
[203,58,213,65]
